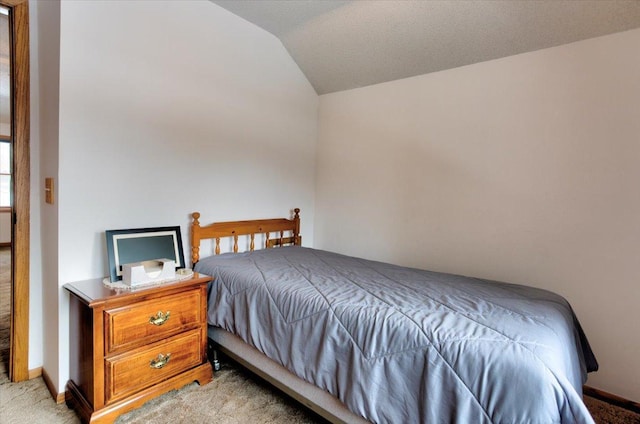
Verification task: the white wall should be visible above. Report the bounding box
[48,0,317,393]
[316,29,640,401]
[31,0,60,381]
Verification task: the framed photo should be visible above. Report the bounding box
[105,226,186,282]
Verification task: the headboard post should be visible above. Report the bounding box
[293,208,301,245]
[191,212,201,265]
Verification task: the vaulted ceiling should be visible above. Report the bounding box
[212,0,640,95]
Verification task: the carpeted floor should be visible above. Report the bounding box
[0,246,638,423]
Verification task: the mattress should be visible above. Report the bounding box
[195,246,597,424]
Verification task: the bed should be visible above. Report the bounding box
[191,209,598,424]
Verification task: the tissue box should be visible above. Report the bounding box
[122,258,176,286]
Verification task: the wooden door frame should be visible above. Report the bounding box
[2,0,30,382]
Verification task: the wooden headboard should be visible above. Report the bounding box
[190,208,301,265]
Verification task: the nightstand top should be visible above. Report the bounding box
[64,273,212,308]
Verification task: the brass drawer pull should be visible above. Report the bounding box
[149,353,171,369]
[149,311,170,326]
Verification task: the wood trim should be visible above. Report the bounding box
[1,0,27,6]
[43,367,66,404]
[28,366,42,379]
[584,385,640,414]
[1,0,31,383]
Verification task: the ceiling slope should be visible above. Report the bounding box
[213,1,640,94]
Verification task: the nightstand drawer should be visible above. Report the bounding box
[105,290,202,353]
[105,330,203,403]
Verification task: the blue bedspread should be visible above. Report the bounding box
[195,246,597,424]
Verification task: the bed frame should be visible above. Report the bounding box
[190,209,369,424]
[191,208,301,264]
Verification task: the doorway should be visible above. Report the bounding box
[0,0,30,383]
[1,134,11,379]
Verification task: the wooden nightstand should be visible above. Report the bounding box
[64,274,213,423]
